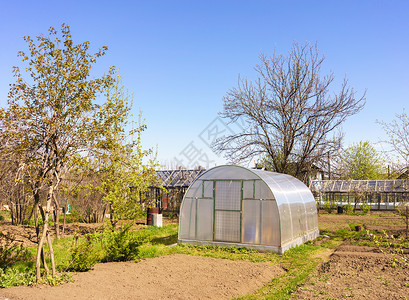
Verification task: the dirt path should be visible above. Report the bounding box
[0,254,284,300]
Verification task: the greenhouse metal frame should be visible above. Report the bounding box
[310,179,409,210]
[178,165,319,254]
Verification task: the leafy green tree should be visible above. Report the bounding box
[0,24,115,281]
[76,75,160,227]
[341,141,385,180]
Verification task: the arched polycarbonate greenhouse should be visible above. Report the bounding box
[178,165,319,254]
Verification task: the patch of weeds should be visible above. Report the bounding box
[342,293,355,298]
[0,267,36,288]
[41,272,73,286]
[175,243,278,263]
[0,232,32,269]
[347,223,362,231]
[137,244,170,259]
[319,274,330,283]
[383,280,390,286]
[134,224,178,245]
[365,230,409,268]
[240,244,324,300]
[150,234,178,245]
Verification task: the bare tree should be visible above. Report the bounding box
[0,157,33,225]
[213,42,365,182]
[379,111,409,167]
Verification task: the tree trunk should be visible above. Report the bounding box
[53,194,60,239]
[46,232,56,277]
[34,204,49,275]
[35,186,56,282]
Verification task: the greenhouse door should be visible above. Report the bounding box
[214,180,242,242]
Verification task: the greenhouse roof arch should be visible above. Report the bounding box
[178,165,319,254]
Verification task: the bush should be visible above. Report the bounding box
[102,225,144,262]
[361,202,371,214]
[343,204,354,214]
[323,199,337,213]
[67,235,99,272]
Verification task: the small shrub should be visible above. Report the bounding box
[323,199,337,213]
[343,204,354,214]
[361,203,371,215]
[67,235,99,272]
[102,225,144,262]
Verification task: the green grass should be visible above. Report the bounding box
[0,224,180,287]
[234,243,336,300]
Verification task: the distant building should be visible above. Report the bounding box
[145,168,206,214]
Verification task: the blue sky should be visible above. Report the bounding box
[1,1,408,168]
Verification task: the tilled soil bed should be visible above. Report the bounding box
[293,243,409,299]
[0,254,285,300]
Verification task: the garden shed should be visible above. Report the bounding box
[178,165,319,254]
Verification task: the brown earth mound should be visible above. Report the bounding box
[0,254,285,300]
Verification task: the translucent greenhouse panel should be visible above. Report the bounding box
[184,180,203,199]
[203,181,214,198]
[291,180,317,232]
[311,202,319,229]
[278,201,293,243]
[261,200,280,246]
[255,180,274,200]
[179,198,196,239]
[242,200,260,244]
[280,179,302,204]
[306,201,318,231]
[215,181,241,211]
[200,166,259,180]
[243,180,254,199]
[291,203,301,237]
[297,203,307,234]
[214,211,241,242]
[303,201,312,231]
[196,199,213,241]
